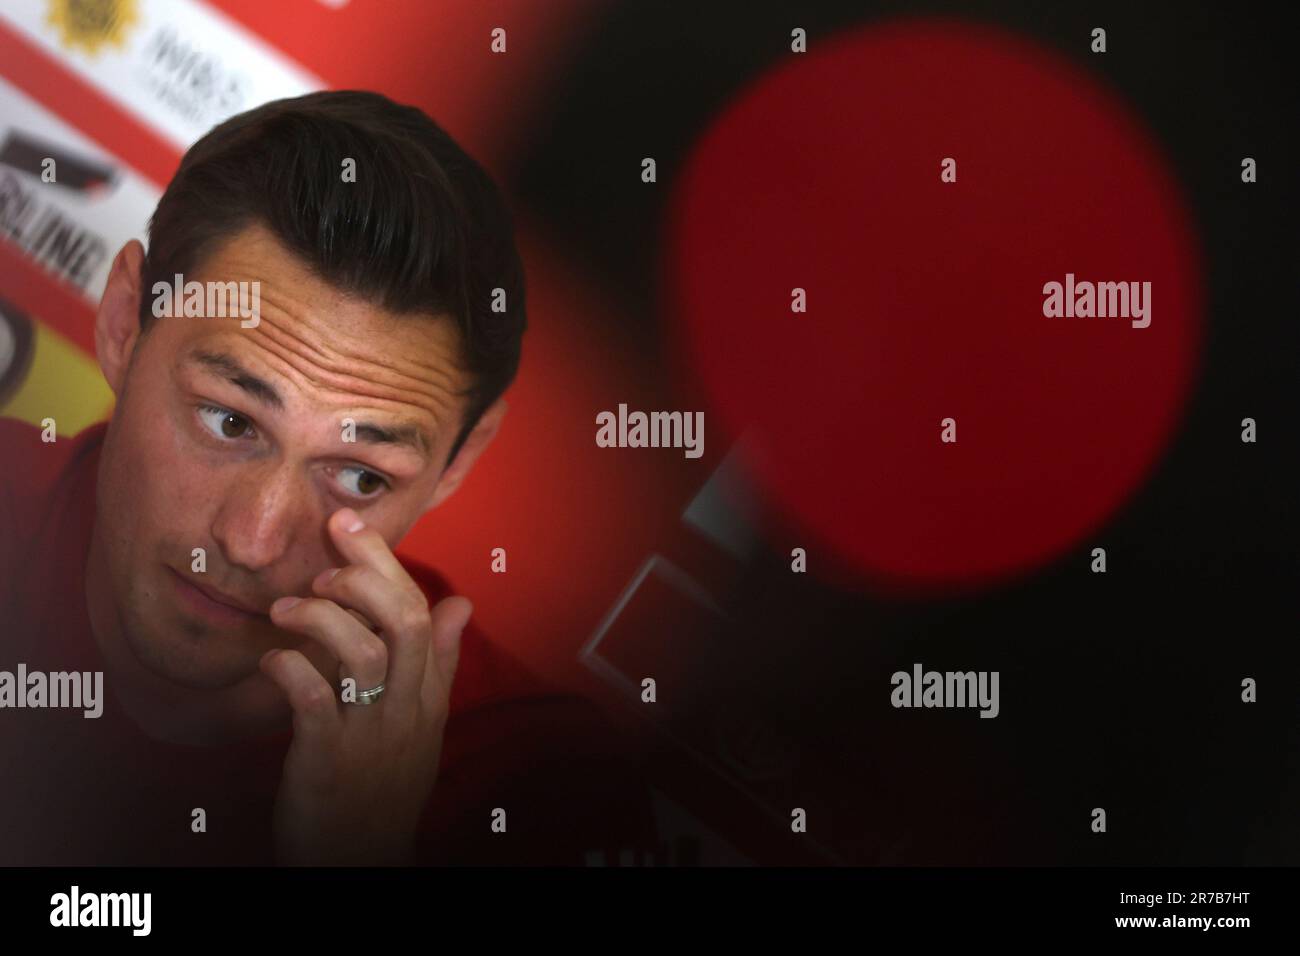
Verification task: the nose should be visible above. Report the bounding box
[209,461,310,574]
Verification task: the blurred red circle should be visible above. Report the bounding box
[666,19,1203,593]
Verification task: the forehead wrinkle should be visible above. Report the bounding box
[241,301,465,420]
[333,332,462,382]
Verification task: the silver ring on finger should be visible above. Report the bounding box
[351,681,386,706]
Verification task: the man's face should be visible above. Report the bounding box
[96,223,471,689]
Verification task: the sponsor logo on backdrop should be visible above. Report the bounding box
[0,76,162,302]
[0,166,110,291]
[0,129,116,193]
[4,0,323,151]
[0,298,37,404]
[45,0,140,57]
[138,25,249,127]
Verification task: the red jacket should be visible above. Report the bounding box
[0,418,658,865]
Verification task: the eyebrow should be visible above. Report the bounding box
[191,349,282,410]
[187,348,433,460]
[351,421,431,460]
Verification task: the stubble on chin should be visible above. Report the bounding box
[118,585,265,691]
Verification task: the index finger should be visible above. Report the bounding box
[326,507,412,586]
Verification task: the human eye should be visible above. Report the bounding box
[196,404,257,441]
[335,465,391,499]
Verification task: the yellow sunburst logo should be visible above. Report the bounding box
[46,0,140,58]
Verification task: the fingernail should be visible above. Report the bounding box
[316,567,341,586]
[271,596,301,613]
[337,508,365,533]
[260,649,281,666]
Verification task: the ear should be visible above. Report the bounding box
[95,240,147,396]
[425,397,508,511]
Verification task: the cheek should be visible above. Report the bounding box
[371,477,440,541]
[103,402,216,543]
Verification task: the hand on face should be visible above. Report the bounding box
[259,506,470,866]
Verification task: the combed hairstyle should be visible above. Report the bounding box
[139,89,526,466]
